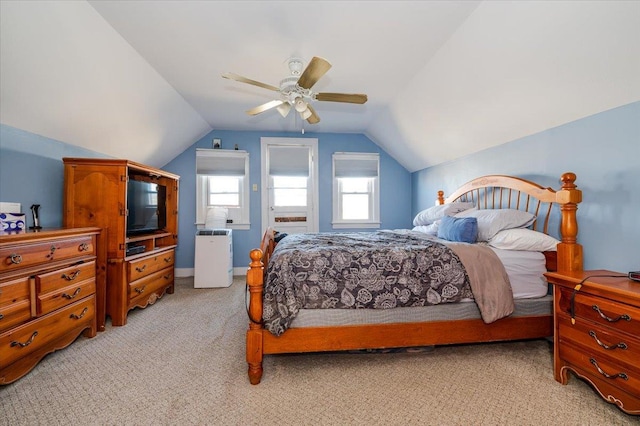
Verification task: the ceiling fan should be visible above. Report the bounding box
[222,56,367,124]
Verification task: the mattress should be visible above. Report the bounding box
[489,247,549,299]
[290,295,552,328]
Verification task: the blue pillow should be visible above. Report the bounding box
[437,215,478,243]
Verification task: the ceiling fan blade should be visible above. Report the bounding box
[316,92,368,104]
[222,73,279,92]
[246,100,285,116]
[297,57,332,89]
[305,104,320,124]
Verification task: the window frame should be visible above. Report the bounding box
[332,152,380,229]
[196,149,250,230]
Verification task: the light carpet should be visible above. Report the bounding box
[0,277,636,425]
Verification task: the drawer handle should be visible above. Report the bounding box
[61,270,81,281]
[163,274,172,280]
[11,331,38,348]
[9,253,23,264]
[46,245,59,259]
[589,358,628,380]
[134,285,146,294]
[78,243,90,252]
[62,287,82,300]
[164,256,172,263]
[0,313,4,320]
[70,307,89,320]
[135,265,147,273]
[592,305,631,323]
[588,330,628,350]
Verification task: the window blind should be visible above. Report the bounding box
[268,146,309,177]
[333,153,379,178]
[196,149,247,176]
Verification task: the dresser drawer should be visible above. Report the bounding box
[0,296,95,369]
[35,279,95,317]
[0,236,95,273]
[558,315,640,370]
[128,267,174,307]
[127,249,175,282]
[560,343,640,398]
[557,288,640,336]
[0,277,31,332]
[34,261,95,295]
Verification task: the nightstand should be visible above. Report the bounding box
[545,270,640,415]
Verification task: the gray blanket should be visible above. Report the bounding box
[262,230,512,336]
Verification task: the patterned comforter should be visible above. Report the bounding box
[262,230,513,336]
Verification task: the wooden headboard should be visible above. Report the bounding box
[438,172,583,272]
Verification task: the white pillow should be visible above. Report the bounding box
[413,202,475,226]
[489,228,559,252]
[455,208,536,242]
[412,222,439,236]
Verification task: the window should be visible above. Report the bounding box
[196,149,249,229]
[272,176,307,207]
[332,152,380,228]
[207,176,240,207]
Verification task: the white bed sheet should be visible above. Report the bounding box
[489,247,548,299]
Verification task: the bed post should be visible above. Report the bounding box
[246,249,265,384]
[556,172,583,272]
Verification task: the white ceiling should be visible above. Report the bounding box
[1,1,639,171]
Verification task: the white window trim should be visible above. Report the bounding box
[332,152,380,229]
[195,149,250,230]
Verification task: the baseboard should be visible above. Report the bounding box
[175,267,247,278]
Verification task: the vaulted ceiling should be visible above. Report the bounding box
[1,1,638,171]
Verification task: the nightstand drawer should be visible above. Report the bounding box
[0,236,94,273]
[558,315,640,369]
[557,288,640,336]
[560,343,640,398]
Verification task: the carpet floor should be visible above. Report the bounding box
[0,276,637,425]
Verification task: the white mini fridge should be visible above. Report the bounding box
[194,229,233,288]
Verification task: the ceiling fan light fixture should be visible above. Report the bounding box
[294,98,308,113]
[276,103,291,118]
[300,109,312,120]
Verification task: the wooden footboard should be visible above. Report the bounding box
[245,172,583,384]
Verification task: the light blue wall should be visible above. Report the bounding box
[412,101,640,273]
[162,131,412,269]
[1,125,411,270]
[0,125,107,228]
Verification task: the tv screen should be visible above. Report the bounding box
[127,180,166,236]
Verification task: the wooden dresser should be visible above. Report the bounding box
[545,270,640,415]
[0,228,100,384]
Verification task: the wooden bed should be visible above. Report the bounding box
[246,172,583,384]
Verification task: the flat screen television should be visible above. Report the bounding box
[126,179,166,236]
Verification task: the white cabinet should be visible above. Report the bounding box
[194,229,233,288]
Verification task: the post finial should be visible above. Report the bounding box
[560,172,577,190]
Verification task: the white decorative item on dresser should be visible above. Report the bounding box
[0,227,100,384]
[545,270,640,415]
